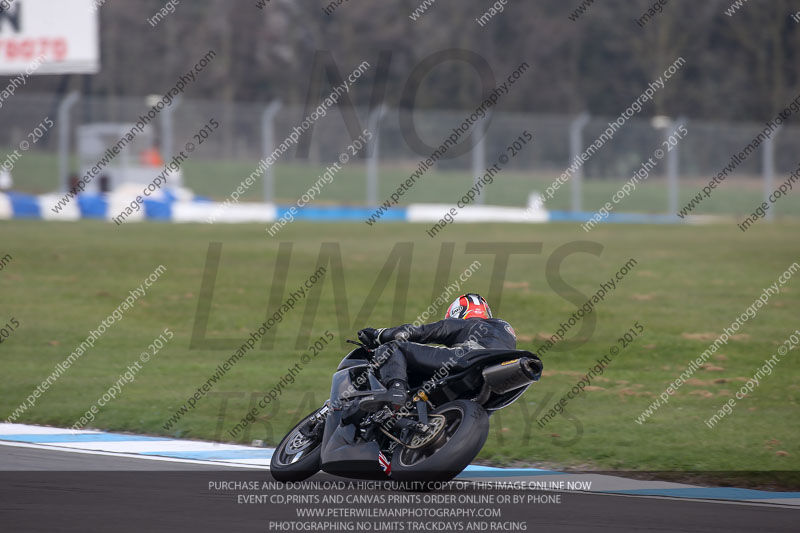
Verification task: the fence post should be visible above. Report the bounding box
[58,92,80,192]
[569,112,590,212]
[366,105,386,205]
[261,100,282,203]
[472,112,491,205]
[762,126,780,221]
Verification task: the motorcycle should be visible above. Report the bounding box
[270,339,543,483]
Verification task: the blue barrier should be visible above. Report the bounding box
[0,190,695,226]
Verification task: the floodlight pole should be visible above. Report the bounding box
[762,126,780,221]
[262,100,282,203]
[569,112,590,212]
[472,111,492,205]
[161,95,182,159]
[366,105,387,206]
[58,91,80,192]
[665,117,686,216]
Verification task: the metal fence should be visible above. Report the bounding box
[2,92,798,217]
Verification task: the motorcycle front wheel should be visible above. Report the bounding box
[390,399,489,483]
[270,409,324,482]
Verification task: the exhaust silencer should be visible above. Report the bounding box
[481,357,542,394]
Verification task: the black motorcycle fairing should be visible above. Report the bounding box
[319,411,386,479]
[320,374,386,479]
[336,346,372,371]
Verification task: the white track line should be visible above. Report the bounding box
[0,440,269,469]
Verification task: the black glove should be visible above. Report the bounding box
[357,327,381,348]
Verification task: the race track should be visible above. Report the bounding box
[1,424,798,532]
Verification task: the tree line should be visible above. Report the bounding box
[7,0,800,123]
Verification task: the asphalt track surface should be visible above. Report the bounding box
[1,446,797,533]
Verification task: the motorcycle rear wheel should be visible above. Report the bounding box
[390,399,489,483]
[270,409,324,482]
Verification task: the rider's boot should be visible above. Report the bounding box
[360,380,409,412]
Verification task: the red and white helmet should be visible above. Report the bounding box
[445,293,492,320]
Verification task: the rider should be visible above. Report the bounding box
[357,293,517,411]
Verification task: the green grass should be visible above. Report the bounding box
[1,220,798,478]
[4,147,799,217]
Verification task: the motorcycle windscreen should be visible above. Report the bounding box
[329,366,385,408]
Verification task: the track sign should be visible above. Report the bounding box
[0,0,100,75]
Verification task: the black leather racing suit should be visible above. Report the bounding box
[373,317,517,385]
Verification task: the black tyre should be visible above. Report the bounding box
[390,399,489,483]
[270,409,323,482]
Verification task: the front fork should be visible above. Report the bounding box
[299,402,330,438]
